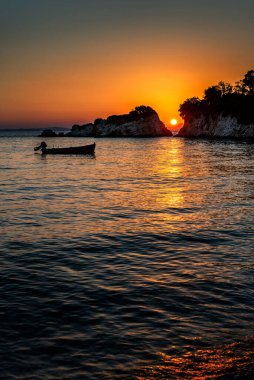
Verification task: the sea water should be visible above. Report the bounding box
[0,131,254,379]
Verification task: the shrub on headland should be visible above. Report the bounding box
[105,105,157,125]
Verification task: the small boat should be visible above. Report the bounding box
[34,142,96,155]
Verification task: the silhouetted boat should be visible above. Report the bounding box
[34,142,96,155]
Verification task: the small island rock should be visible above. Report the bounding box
[66,106,172,137]
[38,129,57,137]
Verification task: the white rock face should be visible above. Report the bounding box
[67,114,172,137]
[178,114,254,138]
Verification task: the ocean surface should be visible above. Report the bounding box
[1,130,254,379]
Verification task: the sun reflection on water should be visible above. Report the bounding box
[136,339,254,380]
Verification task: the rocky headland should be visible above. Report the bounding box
[66,106,172,137]
[39,106,172,138]
[177,70,254,139]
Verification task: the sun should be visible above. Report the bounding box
[170,118,178,126]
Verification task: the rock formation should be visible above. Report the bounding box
[39,129,57,137]
[66,106,172,137]
[38,129,65,137]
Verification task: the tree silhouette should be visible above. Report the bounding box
[105,105,157,125]
[242,70,254,95]
[179,70,254,125]
[134,105,157,116]
[217,81,233,95]
[204,86,222,105]
[179,97,202,120]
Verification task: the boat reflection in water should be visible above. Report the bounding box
[34,141,96,155]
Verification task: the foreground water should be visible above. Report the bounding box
[0,132,254,379]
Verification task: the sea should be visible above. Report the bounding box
[1,129,254,380]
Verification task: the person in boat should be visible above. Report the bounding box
[40,141,47,152]
[34,141,47,152]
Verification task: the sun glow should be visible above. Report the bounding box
[170,118,178,126]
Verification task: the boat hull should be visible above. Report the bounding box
[42,143,96,155]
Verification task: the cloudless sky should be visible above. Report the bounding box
[1,0,254,128]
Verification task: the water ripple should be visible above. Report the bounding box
[0,136,254,379]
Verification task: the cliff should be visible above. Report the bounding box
[177,114,254,138]
[66,106,172,137]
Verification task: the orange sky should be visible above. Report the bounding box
[1,1,254,130]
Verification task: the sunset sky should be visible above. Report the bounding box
[1,0,254,129]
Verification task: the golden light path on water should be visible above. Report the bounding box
[2,137,246,241]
